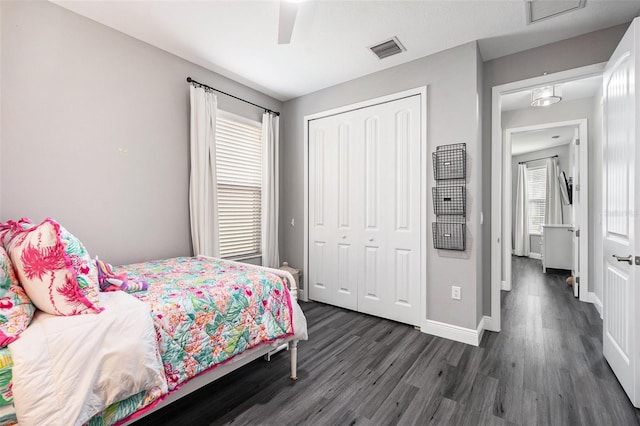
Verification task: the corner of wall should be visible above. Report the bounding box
[475,42,484,328]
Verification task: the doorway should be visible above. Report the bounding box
[504,119,586,297]
[489,63,604,332]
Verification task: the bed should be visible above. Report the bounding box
[1,254,307,426]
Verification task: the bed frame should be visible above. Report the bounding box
[122,259,301,424]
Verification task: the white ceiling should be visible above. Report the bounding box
[511,125,575,156]
[502,75,602,111]
[51,1,640,101]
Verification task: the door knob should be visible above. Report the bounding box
[341,235,346,239]
[369,238,374,242]
[612,254,633,265]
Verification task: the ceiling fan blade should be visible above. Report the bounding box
[278,1,299,45]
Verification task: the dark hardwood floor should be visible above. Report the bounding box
[135,256,640,425]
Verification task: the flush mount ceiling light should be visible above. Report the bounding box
[531,85,562,107]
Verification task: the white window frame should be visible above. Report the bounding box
[216,110,263,260]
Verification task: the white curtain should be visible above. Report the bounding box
[189,85,220,257]
[261,112,280,268]
[545,157,563,225]
[514,164,530,256]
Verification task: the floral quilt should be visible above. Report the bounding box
[119,256,294,390]
[87,387,164,426]
[0,348,16,425]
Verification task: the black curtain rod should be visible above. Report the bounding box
[186,77,280,117]
[519,154,558,165]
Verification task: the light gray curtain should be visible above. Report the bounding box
[189,85,220,257]
[514,164,530,256]
[261,112,280,268]
[545,157,563,225]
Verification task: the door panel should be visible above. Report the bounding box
[338,123,351,229]
[605,266,630,358]
[603,18,639,407]
[394,249,412,306]
[395,110,412,231]
[365,117,380,230]
[364,246,380,300]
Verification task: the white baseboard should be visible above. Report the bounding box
[528,253,541,260]
[483,315,499,332]
[423,318,484,346]
[588,292,603,319]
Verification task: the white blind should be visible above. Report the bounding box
[527,166,547,235]
[216,112,263,258]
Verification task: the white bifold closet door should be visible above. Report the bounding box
[308,95,421,326]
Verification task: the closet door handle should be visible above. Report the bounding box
[612,254,633,265]
[369,238,374,242]
[341,235,346,239]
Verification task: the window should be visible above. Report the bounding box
[527,166,546,235]
[216,111,262,258]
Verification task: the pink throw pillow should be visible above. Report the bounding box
[3,218,102,316]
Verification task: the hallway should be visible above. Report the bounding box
[494,256,639,424]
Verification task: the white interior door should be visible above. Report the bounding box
[602,18,640,407]
[308,95,421,326]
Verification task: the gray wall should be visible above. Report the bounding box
[281,42,483,330]
[511,145,571,254]
[481,23,628,315]
[0,1,281,265]
[503,97,595,289]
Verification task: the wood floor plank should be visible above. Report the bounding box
[369,382,419,425]
[134,257,640,426]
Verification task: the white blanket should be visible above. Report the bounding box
[9,291,167,426]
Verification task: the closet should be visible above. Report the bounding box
[308,94,422,326]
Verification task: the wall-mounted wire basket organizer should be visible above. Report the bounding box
[432,143,466,180]
[432,143,466,251]
[432,186,465,216]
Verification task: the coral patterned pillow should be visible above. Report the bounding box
[4,218,102,316]
[0,247,35,347]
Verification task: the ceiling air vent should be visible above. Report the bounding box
[526,1,586,24]
[369,36,406,60]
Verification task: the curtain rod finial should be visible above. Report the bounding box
[186,77,193,83]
